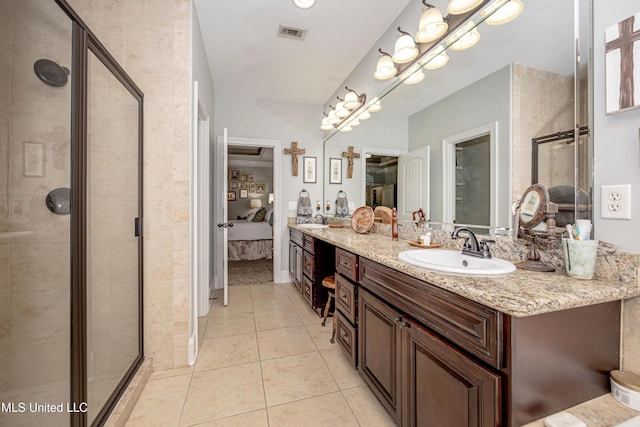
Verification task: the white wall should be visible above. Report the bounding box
[214,91,322,274]
[191,2,216,282]
[593,0,640,252]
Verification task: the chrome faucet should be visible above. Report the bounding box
[451,227,495,259]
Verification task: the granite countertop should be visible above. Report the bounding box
[290,225,640,317]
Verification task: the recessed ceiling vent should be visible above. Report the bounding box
[278,25,307,41]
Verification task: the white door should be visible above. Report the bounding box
[215,129,230,306]
[398,146,431,221]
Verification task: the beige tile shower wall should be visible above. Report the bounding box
[512,64,574,199]
[68,0,192,369]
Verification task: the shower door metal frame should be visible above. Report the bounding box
[56,1,145,426]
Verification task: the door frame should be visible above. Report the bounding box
[442,122,498,229]
[214,136,284,291]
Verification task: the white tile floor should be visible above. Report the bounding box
[124,282,396,426]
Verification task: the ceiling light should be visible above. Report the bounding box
[392,28,419,64]
[423,51,449,69]
[447,0,483,15]
[416,3,448,43]
[449,28,480,50]
[484,0,524,25]
[367,99,382,112]
[292,0,316,9]
[374,49,397,80]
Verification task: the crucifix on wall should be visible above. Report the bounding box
[342,145,360,179]
[605,12,640,114]
[283,141,306,176]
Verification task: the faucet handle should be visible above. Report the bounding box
[479,239,495,258]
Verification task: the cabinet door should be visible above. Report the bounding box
[295,245,304,288]
[401,318,501,427]
[358,288,402,423]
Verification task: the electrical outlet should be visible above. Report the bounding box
[601,184,631,219]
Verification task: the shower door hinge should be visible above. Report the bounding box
[134,217,142,237]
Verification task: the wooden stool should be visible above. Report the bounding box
[321,276,337,343]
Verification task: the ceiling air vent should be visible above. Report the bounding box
[278,25,307,41]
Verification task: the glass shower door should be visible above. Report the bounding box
[0,1,72,426]
[85,50,142,424]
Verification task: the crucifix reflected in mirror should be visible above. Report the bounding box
[342,145,360,178]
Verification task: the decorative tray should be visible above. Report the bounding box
[351,206,374,234]
[408,241,443,249]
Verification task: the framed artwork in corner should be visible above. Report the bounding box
[256,182,265,194]
[240,189,248,199]
[303,156,317,183]
[229,169,240,180]
[329,158,342,184]
[227,191,236,201]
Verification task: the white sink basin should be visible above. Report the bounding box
[398,249,516,275]
[297,223,329,229]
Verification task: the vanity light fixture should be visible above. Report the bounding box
[344,87,365,110]
[374,49,397,80]
[416,2,448,43]
[292,0,316,9]
[449,27,481,50]
[447,0,483,15]
[367,98,382,112]
[392,28,419,64]
[423,51,449,69]
[335,97,349,118]
[327,107,340,125]
[320,114,334,131]
[403,67,426,85]
[484,0,523,25]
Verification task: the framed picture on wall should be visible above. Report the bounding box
[249,183,257,193]
[303,156,317,183]
[240,173,248,182]
[329,158,342,184]
[229,180,239,190]
[229,169,240,180]
[256,182,265,194]
[240,189,248,198]
[227,191,236,201]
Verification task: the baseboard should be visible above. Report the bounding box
[275,269,290,283]
[187,331,198,366]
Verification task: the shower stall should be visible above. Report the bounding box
[0,1,144,426]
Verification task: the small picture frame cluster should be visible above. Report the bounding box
[303,156,316,183]
[228,168,262,199]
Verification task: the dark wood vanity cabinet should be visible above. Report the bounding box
[358,257,620,427]
[334,248,360,367]
[288,228,335,314]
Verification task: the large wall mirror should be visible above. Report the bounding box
[322,0,592,235]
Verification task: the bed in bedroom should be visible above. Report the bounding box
[227,209,273,261]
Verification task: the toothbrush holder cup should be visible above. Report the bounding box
[562,238,599,280]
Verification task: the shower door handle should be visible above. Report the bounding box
[217,222,233,228]
[134,218,142,237]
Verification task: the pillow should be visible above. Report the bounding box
[268,212,274,226]
[236,215,247,220]
[252,207,267,222]
[246,212,256,222]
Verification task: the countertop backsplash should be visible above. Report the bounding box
[292,216,640,286]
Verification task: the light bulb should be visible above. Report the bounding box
[392,33,419,64]
[447,0,483,15]
[450,28,480,51]
[485,0,524,25]
[416,7,448,43]
[374,54,397,80]
[423,52,449,70]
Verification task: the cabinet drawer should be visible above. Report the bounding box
[360,258,501,369]
[303,251,315,278]
[336,311,357,368]
[303,234,314,254]
[335,274,357,324]
[336,248,358,281]
[290,228,303,246]
[303,275,313,306]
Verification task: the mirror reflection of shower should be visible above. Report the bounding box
[365,154,398,209]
